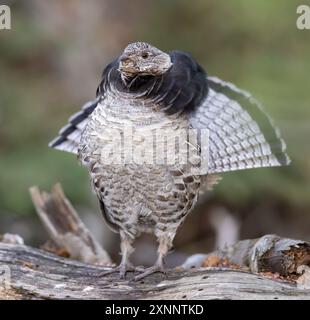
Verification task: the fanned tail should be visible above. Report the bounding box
[190,76,290,174]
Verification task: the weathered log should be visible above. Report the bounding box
[0,243,310,300]
[223,235,310,275]
[182,234,310,277]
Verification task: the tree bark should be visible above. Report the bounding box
[0,242,309,300]
[182,235,310,276]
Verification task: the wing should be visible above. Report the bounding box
[48,97,100,154]
[190,76,291,175]
[49,59,119,154]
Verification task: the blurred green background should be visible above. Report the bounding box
[0,0,309,263]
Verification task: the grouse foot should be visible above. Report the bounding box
[98,263,144,279]
[133,265,166,281]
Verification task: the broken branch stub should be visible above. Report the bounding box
[223,234,310,275]
[29,184,111,265]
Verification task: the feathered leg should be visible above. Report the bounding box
[118,231,135,277]
[100,231,138,279]
[134,232,174,281]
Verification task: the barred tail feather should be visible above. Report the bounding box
[191,77,290,174]
[48,98,100,154]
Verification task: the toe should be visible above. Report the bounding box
[133,266,165,281]
[119,266,127,279]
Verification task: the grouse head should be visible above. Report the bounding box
[118,42,173,79]
[97,42,208,115]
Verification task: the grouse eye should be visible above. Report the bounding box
[141,52,149,59]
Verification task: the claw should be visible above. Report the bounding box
[133,265,166,281]
[98,264,145,279]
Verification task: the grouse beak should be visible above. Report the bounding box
[119,54,135,74]
[119,53,130,64]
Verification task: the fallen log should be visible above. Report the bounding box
[0,242,310,300]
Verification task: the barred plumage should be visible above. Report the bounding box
[49,42,290,279]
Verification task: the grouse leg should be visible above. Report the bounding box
[133,232,173,281]
[99,231,142,278]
